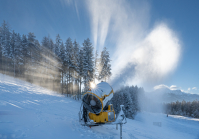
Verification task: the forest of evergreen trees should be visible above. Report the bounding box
[164,100,199,118]
[111,85,144,119]
[0,20,112,98]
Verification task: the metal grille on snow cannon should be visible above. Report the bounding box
[82,93,102,114]
[82,82,114,114]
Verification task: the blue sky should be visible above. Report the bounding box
[0,0,199,93]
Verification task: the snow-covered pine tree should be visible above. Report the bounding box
[73,40,80,73]
[1,21,11,58]
[69,39,76,95]
[123,87,134,118]
[192,100,199,118]
[53,35,62,92]
[55,34,61,57]
[176,100,182,115]
[21,34,29,72]
[78,47,84,95]
[186,102,191,117]
[111,88,123,114]
[129,86,139,115]
[14,33,23,76]
[82,38,94,91]
[33,39,41,83]
[34,39,41,68]
[59,41,65,65]
[49,39,54,53]
[27,32,36,63]
[1,21,11,74]
[65,37,74,95]
[27,32,39,83]
[111,85,141,118]
[41,36,48,58]
[41,36,50,84]
[73,40,80,97]
[10,30,18,76]
[98,47,111,82]
[181,100,186,116]
[48,38,55,69]
[47,38,59,91]
[59,41,65,94]
[48,38,55,62]
[191,100,198,118]
[41,36,50,59]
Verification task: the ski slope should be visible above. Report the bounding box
[0,74,199,139]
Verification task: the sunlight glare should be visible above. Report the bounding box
[90,82,96,89]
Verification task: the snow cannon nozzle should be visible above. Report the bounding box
[82,82,114,114]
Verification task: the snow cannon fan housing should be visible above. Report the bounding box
[82,82,115,123]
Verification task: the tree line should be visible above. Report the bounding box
[110,86,199,119]
[164,100,199,118]
[0,20,112,98]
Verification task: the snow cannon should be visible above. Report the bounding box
[82,81,115,123]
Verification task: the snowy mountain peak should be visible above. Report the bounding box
[152,84,199,102]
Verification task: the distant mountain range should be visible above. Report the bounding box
[145,86,199,103]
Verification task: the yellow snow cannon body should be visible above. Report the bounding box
[82,82,115,124]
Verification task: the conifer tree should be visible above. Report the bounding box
[21,34,28,69]
[1,21,11,73]
[10,30,17,76]
[55,34,61,56]
[82,38,94,91]
[98,47,111,81]
[65,37,74,95]
[1,21,11,58]
[14,33,22,76]
[78,47,84,94]
[73,40,80,97]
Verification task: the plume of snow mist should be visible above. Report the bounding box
[86,0,181,89]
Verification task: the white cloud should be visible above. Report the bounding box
[192,87,197,90]
[86,0,181,88]
[154,84,170,90]
[154,84,179,91]
[153,85,198,94]
[170,85,178,90]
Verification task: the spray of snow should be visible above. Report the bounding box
[86,0,181,90]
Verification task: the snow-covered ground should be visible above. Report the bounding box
[0,74,199,139]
